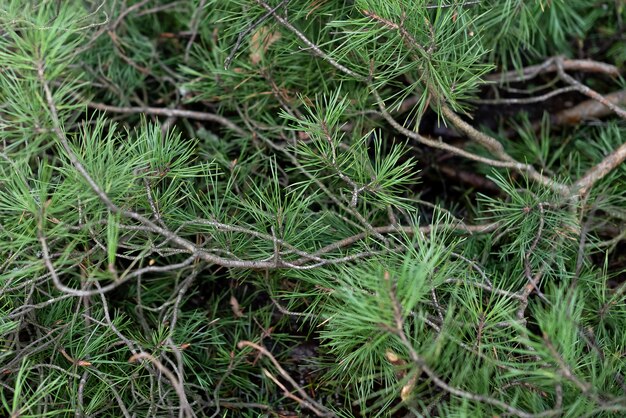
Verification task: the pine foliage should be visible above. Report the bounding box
[1,1,626,417]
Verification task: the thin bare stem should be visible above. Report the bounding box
[571,133,626,197]
[86,100,247,136]
[238,340,336,417]
[128,352,194,418]
[471,86,578,105]
[555,58,626,120]
[486,58,620,83]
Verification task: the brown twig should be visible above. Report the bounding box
[486,58,620,83]
[552,89,626,126]
[128,352,195,418]
[573,140,626,197]
[86,100,247,136]
[262,369,327,416]
[237,340,335,417]
[537,75,626,197]
[438,102,570,195]
[438,164,501,192]
[471,86,578,105]
[554,57,626,120]
[371,89,531,169]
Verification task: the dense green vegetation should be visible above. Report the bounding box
[1,1,625,416]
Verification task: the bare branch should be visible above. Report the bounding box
[128,352,195,418]
[486,58,620,83]
[86,100,247,136]
[237,340,336,417]
[555,58,626,120]
[552,89,626,126]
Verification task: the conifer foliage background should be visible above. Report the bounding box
[1,0,626,416]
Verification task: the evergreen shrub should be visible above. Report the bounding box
[1,1,625,416]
